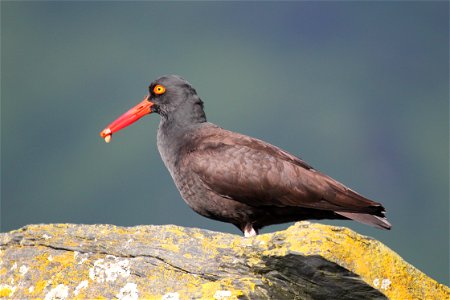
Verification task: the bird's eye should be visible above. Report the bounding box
[153,84,166,95]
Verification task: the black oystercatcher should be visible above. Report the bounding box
[100,75,391,237]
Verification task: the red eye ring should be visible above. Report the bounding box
[153,84,166,95]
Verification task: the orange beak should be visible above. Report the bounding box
[100,97,154,143]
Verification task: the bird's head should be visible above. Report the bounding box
[100,75,205,143]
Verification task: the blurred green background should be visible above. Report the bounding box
[2,2,448,285]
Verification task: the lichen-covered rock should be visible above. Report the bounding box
[0,222,448,299]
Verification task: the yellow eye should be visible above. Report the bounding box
[153,84,166,95]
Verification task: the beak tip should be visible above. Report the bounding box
[100,128,111,137]
[100,128,112,143]
[99,97,152,143]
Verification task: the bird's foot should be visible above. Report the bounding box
[243,224,258,237]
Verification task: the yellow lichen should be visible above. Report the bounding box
[0,287,12,298]
[282,222,449,300]
[142,262,204,296]
[27,248,91,297]
[48,252,84,286]
[161,243,180,252]
[195,234,220,257]
[33,280,48,295]
[200,281,244,299]
[139,294,165,300]
[111,226,130,235]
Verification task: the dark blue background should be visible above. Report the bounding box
[2,2,448,284]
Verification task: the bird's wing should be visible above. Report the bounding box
[182,127,385,215]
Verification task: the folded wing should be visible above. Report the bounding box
[183,128,388,222]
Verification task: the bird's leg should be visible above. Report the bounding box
[243,224,258,237]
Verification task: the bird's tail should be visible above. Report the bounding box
[336,211,392,230]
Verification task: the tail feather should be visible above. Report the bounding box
[336,211,392,230]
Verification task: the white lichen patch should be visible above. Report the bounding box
[74,280,88,296]
[89,256,130,283]
[29,286,35,293]
[48,255,53,262]
[11,262,18,271]
[214,290,232,299]
[116,282,138,300]
[42,234,52,240]
[44,284,69,300]
[162,292,180,300]
[73,251,89,265]
[373,278,380,288]
[381,278,391,290]
[19,265,29,276]
[124,239,134,247]
[18,280,27,288]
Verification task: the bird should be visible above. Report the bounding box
[100,75,391,237]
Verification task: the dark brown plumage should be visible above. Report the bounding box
[100,75,391,237]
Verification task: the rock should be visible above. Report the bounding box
[0,222,448,299]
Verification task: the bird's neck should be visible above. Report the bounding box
[170,101,206,126]
[156,100,207,171]
[160,98,207,131]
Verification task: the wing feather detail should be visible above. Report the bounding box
[181,126,385,215]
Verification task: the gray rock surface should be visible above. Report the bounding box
[0,222,448,299]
